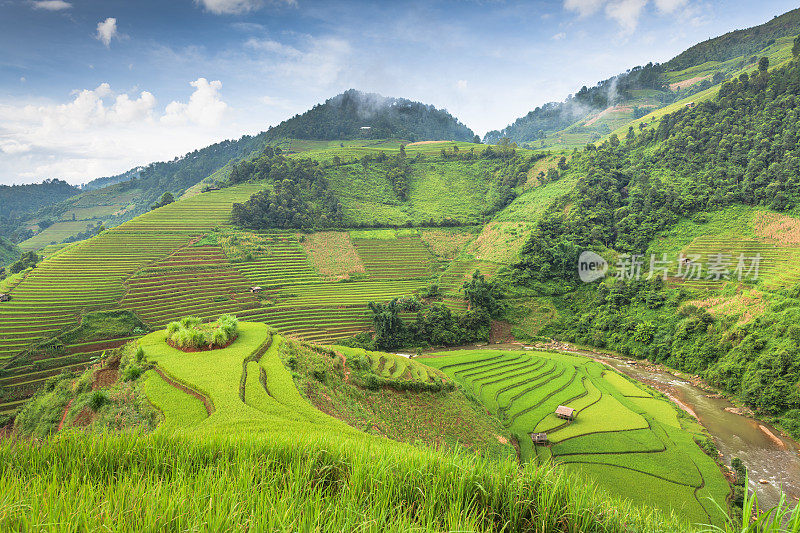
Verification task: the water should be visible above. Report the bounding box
[602,357,800,509]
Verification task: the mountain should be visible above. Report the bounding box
[665,8,800,71]
[0,179,79,219]
[263,89,477,142]
[485,8,800,146]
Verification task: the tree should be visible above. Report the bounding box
[758,56,769,72]
[151,192,175,210]
[473,135,481,144]
[793,35,800,57]
[462,270,501,316]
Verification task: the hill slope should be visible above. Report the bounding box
[485,7,800,147]
[263,89,476,142]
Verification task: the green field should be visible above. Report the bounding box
[423,349,731,524]
[1,324,695,531]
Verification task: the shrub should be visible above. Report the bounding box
[165,315,239,351]
[88,391,108,411]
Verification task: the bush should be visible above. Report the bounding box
[88,391,108,411]
[165,315,239,351]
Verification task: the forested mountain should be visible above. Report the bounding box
[0,179,79,219]
[665,8,800,71]
[263,89,476,142]
[485,9,800,145]
[514,48,800,433]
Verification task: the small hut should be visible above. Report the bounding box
[249,286,263,294]
[555,405,575,420]
[0,293,9,302]
[531,432,549,445]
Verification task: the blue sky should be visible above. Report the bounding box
[0,0,797,185]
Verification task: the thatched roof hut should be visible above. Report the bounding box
[249,286,263,293]
[555,405,575,420]
[531,432,548,444]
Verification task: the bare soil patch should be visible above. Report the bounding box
[405,140,452,147]
[419,230,474,260]
[300,231,365,280]
[753,211,800,245]
[489,320,515,344]
[688,291,766,325]
[669,75,711,91]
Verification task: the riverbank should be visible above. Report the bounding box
[417,338,800,508]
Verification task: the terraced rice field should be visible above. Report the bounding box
[424,350,730,525]
[0,186,262,411]
[674,235,800,290]
[352,236,436,280]
[232,233,321,288]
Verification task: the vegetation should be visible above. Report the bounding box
[0,179,78,219]
[511,54,800,434]
[425,349,731,524]
[165,315,239,350]
[263,89,476,142]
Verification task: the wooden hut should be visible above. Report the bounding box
[555,405,575,420]
[249,286,263,293]
[0,293,9,302]
[531,432,548,445]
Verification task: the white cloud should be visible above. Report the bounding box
[0,140,32,155]
[244,36,352,90]
[31,0,72,11]
[605,0,647,33]
[552,32,567,40]
[654,0,688,13]
[563,0,692,32]
[564,0,606,17]
[0,79,233,184]
[95,17,118,47]
[456,79,468,90]
[162,78,228,127]
[195,0,296,15]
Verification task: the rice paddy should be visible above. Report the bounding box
[423,349,731,525]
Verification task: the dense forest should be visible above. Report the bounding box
[665,8,800,71]
[263,89,477,142]
[230,146,343,229]
[0,179,79,219]
[513,49,800,435]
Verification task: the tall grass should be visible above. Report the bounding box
[0,431,690,532]
[700,478,800,533]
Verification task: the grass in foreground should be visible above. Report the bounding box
[0,431,689,532]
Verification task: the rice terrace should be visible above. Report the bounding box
[3,2,800,532]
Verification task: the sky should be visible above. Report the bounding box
[0,0,797,186]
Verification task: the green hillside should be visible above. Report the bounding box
[485,10,800,149]
[262,89,476,142]
[2,322,728,529]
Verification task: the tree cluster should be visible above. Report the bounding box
[262,89,476,142]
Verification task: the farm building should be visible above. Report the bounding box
[249,286,263,293]
[531,433,548,444]
[555,405,575,420]
[0,293,9,302]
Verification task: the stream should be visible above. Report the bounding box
[593,354,800,510]
[423,341,800,509]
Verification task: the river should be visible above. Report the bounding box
[423,341,800,509]
[587,353,800,509]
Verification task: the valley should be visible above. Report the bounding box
[4,5,800,531]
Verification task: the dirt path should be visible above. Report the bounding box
[337,351,351,383]
[405,140,452,147]
[57,399,74,431]
[669,75,710,91]
[153,367,214,415]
